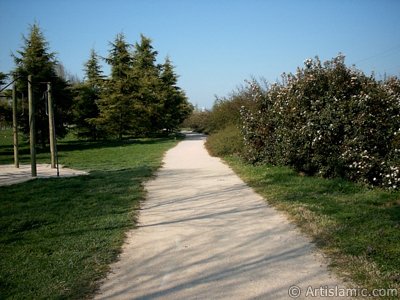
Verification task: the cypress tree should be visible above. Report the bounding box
[0,73,11,128]
[106,33,132,79]
[12,23,72,147]
[97,33,135,139]
[71,49,104,139]
[0,72,7,86]
[159,57,192,131]
[131,34,163,133]
[93,33,192,137]
[84,49,104,88]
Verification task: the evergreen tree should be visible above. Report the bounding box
[105,33,132,79]
[71,49,103,139]
[12,23,72,146]
[133,34,158,72]
[85,49,104,87]
[93,33,192,137]
[0,75,12,127]
[131,34,163,133]
[97,33,135,139]
[159,57,192,131]
[0,72,7,87]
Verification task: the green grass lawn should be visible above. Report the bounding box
[0,129,179,299]
[224,155,400,294]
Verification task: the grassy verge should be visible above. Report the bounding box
[0,129,179,299]
[224,155,400,293]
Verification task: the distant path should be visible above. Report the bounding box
[95,133,347,300]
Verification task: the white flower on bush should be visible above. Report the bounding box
[304,58,313,68]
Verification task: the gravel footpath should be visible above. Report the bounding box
[95,133,348,300]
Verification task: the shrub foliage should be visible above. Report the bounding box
[181,108,211,133]
[240,55,400,190]
[205,124,244,157]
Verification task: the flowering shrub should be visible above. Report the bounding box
[240,55,400,190]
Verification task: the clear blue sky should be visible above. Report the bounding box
[1,0,400,108]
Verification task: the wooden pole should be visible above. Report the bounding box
[12,79,19,168]
[28,75,37,177]
[47,82,56,168]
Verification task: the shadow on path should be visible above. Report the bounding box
[95,133,348,300]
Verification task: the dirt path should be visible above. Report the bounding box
[0,164,87,186]
[95,133,348,299]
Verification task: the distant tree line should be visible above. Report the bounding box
[73,32,192,139]
[0,23,192,143]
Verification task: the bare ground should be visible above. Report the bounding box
[0,164,88,186]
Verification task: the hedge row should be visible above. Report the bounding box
[240,55,400,189]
